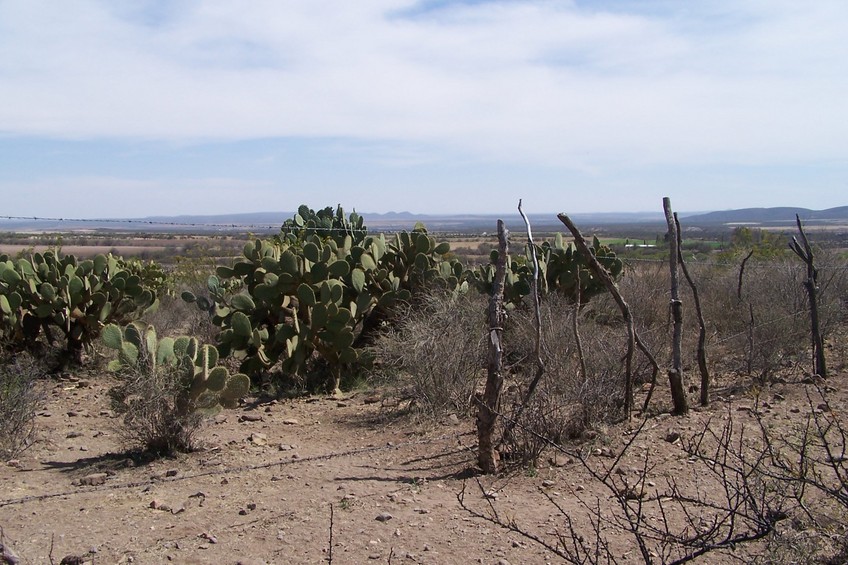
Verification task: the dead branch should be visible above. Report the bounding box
[505,200,546,435]
[557,213,660,417]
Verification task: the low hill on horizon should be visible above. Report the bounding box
[682,206,848,224]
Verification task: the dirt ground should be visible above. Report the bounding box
[1,370,846,565]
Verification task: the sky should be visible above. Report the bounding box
[0,0,846,219]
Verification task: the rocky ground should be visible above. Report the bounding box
[1,370,846,565]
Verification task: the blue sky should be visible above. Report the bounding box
[0,0,846,218]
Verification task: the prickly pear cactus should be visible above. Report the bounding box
[201,206,470,396]
[472,232,621,306]
[0,251,160,367]
[102,322,250,414]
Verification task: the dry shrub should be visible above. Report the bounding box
[143,293,219,345]
[501,294,626,463]
[371,291,487,417]
[0,352,45,458]
[109,363,203,455]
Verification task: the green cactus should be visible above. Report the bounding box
[102,322,250,415]
[471,232,621,306]
[200,206,470,396]
[0,251,161,368]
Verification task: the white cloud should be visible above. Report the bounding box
[0,0,846,171]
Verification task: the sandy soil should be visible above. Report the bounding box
[1,370,845,565]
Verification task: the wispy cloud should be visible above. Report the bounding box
[2,1,845,167]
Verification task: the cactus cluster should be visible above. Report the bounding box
[180,204,620,395]
[0,251,159,365]
[187,206,465,395]
[102,322,250,413]
[473,232,622,306]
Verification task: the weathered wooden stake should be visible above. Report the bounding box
[789,214,827,378]
[663,197,688,415]
[476,219,509,474]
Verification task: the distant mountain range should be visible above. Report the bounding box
[1,206,846,232]
[682,206,848,224]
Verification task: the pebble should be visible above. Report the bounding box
[77,473,108,486]
[239,413,264,422]
[282,418,300,425]
[250,432,268,446]
[375,512,394,522]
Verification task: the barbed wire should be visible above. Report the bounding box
[0,429,470,508]
[0,214,286,231]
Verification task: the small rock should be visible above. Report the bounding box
[165,469,179,477]
[483,490,499,500]
[66,431,84,438]
[541,480,556,488]
[213,414,228,424]
[336,402,349,408]
[239,413,264,422]
[78,473,108,486]
[363,394,381,405]
[250,432,268,446]
[198,532,217,544]
[549,455,572,468]
[282,418,299,425]
[278,443,293,451]
[150,500,172,512]
[59,555,85,565]
[497,559,512,565]
[6,459,20,468]
[445,413,460,425]
[664,432,681,443]
[375,512,394,522]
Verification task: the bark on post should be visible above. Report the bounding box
[674,213,710,406]
[477,219,509,474]
[790,214,827,378]
[663,197,688,415]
